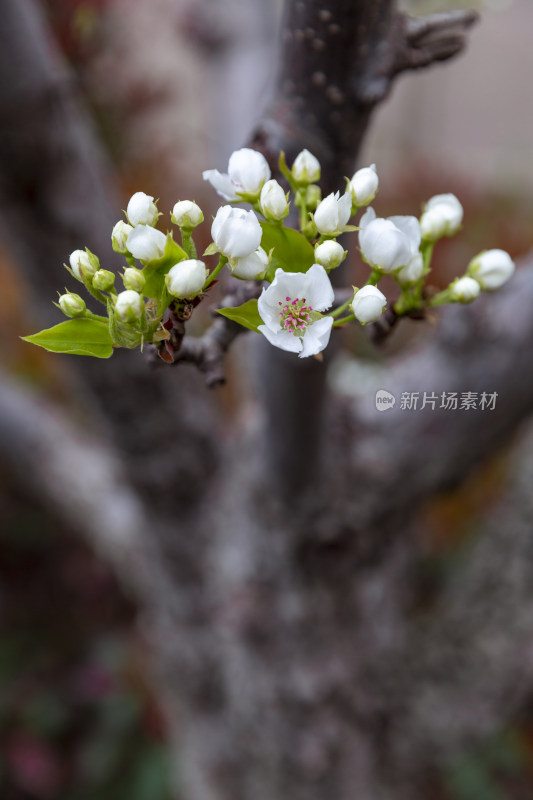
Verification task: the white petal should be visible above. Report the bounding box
[202,169,238,201]
[258,324,302,353]
[337,192,353,227]
[303,264,335,311]
[388,215,421,250]
[359,206,376,229]
[300,316,333,358]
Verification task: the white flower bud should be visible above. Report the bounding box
[314,191,352,235]
[172,200,204,229]
[93,270,115,291]
[126,225,167,262]
[111,221,133,254]
[314,240,345,270]
[123,267,146,293]
[292,149,321,184]
[126,191,159,227]
[420,193,463,240]
[468,249,515,290]
[359,208,421,274]
[397,252,424,286]
[211,206,262,260]
[165,259,207,298]
[231,247,269,280]
[450,276,481,304]
[69,249,97,281]
[115,290,144,323]
[349,164,379,206]
[260,180,289,221]
[58,293,86,317]
[203,148,270,200]
[351,285,387,324]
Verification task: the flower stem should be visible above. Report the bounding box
[204,255,228,289]
[329,298,352,319]
[181,230,197,259]
[332,313,356,328]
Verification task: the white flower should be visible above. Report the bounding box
[468,249,515,290]
[211,206,262,259]
[231,247,269,280]
[349,164,379,206]
[314,191,352,235]
[314,240,345,270]
[202,148,270,201]
[172,200,203,229]
[58,293,86,318]
[123,267,145,293]
[126,191,159,227]
[165,259,207,298]
[450,276,481,303]
[420,194,463,240]
[351,285,387,324]
[359,207,421,273]
[292,149,321,184]
[111,221,133,254]
[257,264,334,358]
[115,290,144,323]
[127,225,167,262]
[69,249,97,281]
[260,180,289,221]
[397,252,424,286]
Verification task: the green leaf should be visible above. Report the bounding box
[21,319,113,358]
[142,234,187,298]
[217,298,262,333]
[260,221,315,282]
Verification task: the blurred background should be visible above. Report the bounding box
[2,0,533,798]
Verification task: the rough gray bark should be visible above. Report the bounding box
[3,1,532,800]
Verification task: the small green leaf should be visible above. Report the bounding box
[22,319,113,358]
[260,221,315,282]
[217,299,262,333]
[142,234,187,298]
[203,242,219,257]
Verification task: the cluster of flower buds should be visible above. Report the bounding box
[24,146,516,366]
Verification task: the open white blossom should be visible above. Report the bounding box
[126,192,159,227]
[115,290,143,323]
[231,247,269,280]
[166,259,207,298]
[420,193,463,240]
[349,164,379,206]
[203,148,271,201]
[359,207,421,273]
[211,206,262,259]
[351,285,387,324]
[450,276,481,303]
[257,264,334,358]
[314,191,352,235]
[468,249,515,290]
[127,225,167,262]
[292,149,321,184]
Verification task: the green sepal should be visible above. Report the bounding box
[142,234,187,298]
[217,298,262,333]
[203,242,219,257]
[107,299,144,349]
[21,319,113,358]
[260,221,315,282]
